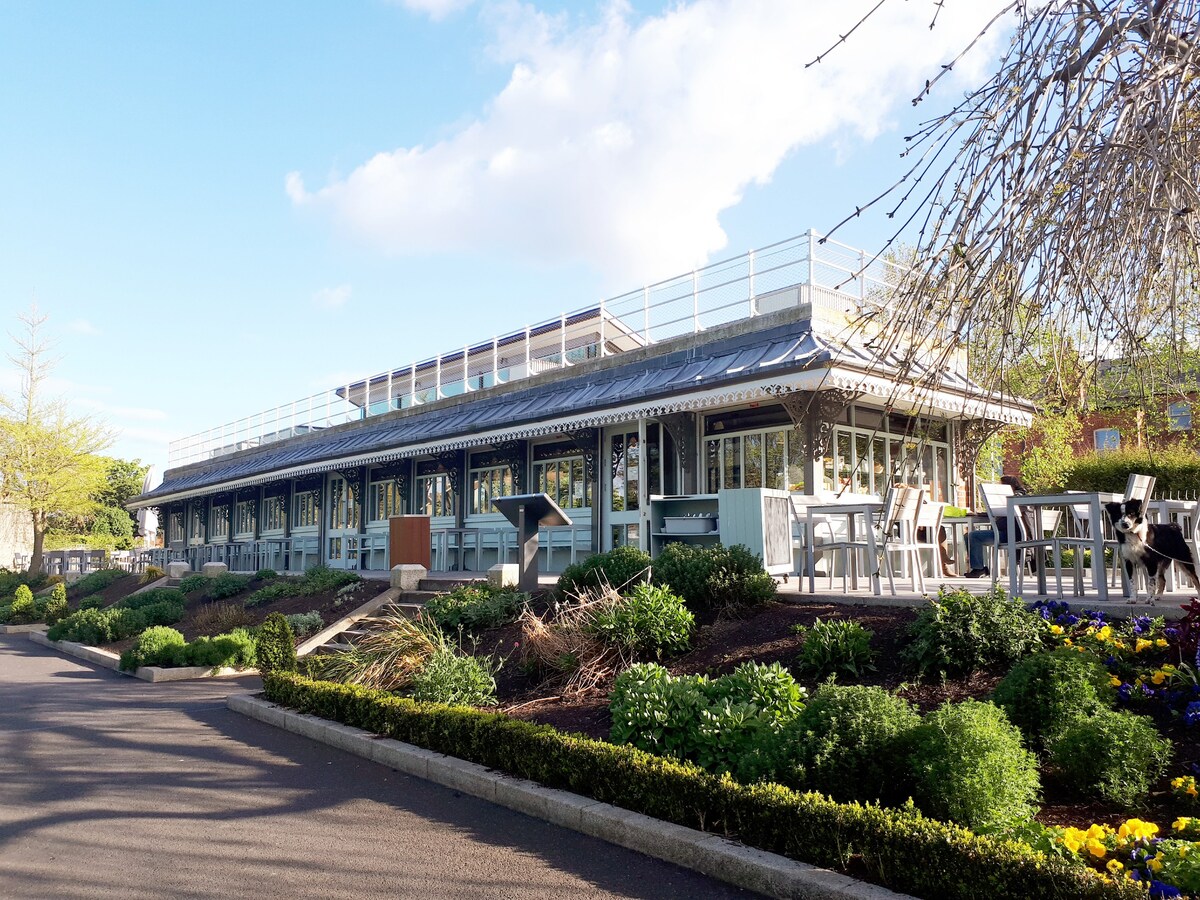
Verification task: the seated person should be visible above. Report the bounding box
[964,475,1028,578]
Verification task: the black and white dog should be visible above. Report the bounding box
[1105,499,1200,604]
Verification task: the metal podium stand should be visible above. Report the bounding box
[492,493,573,592]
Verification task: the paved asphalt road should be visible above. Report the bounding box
[0,634,751,899]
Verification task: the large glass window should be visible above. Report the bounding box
[292,491,319,529]
[469,465,513,515]
[169,511,184,544]
[416,473,454,517]
[370,481,403,522]
[188,506,205,544]
[209,505,230,540]
[235,500,257,536]
[821,419,950,500]
[534,454,590,509]
[328,477,360,531]
[705,425,805,493]
[261,495,286,532]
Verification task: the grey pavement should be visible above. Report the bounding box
[0,635,751,899]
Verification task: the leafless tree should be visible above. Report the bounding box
[821,0,1200,408]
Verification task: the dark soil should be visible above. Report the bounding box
[68,574,143,609]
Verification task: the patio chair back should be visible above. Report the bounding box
[915,492,945,533]
[1125,473,1156,505]
[885,487,922,541]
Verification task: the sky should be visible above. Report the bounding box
[0,0,1009,475]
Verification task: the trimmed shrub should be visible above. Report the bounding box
[557,546,652,597]
[263,673,1137,900]
[1049,709,1173,806]
[255,569,278,581]
[184,629,256,668]
[905,700,1040,831]
[992,649,1114,749]
[298,565,359,595]
[610,661,805,776]
[119,587,185,610]
[407,647,498,707]
[1066,447,1200,496]
[245,581,294,607]
[651,542,776,613]
[904,586,1045,678]
[69,568,126,598]
[761,684,921,805]
[588,583,694,658]
[793,618,876,679]
[256,613,298,676]
[205,573,252,600]
[44,582,69,626]
[0,568,48,598]
[177,574,210,595]
[78,595,105,611]
[424,585,527,634]
[8,584,37,624]
[120,626,186,671]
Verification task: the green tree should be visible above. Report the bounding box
[0,307,113,572]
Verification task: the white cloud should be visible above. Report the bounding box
[287,0,1003,283]
[67,318,101,335]
[74,398,169,422]
[312,284,352,311]
[387,0,475,20]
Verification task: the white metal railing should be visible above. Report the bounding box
[168,230,914,467]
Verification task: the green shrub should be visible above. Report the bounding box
[8,584,37,624]
[205,573,251,600]
[903,586,1045,678]
[119,626,187,670]
[284,611,323,638]
[0,604,11,624]
[255,569,278,581]
[245,580,295,607]
[761,684,921,805]
[557,546,652,597]
[407,647,498,706]
[0,568,48,598]
[263,673,1136,900]
[48,593,183,644]
[1048,709,1173,806]
[651,543,776,613]
[256,613,298,676]
[610,661,805,776]
[177,574,210,594]
[44,582,68,626]
[992,649,1114,749]
[905,700,1040,831]
[1065,447,1200,495]
[69,568,126,598]
[588,583,694,658]
[793,618,876,679]
[78,595,105,611]
[119,587,185,610]
[140,565,166,583]
[424,585,527,634]
[183,629,257,669]
[298,565,359,595]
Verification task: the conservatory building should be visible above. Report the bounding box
[129,231,1033,575]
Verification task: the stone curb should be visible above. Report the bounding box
[0,623,48,635]
[27,631,255,683]
[227,693,910,900]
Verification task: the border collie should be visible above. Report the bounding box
[1105,499,1200,604]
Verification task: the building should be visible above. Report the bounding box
[128,231,1033,574]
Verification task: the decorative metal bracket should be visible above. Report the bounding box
[434,450,464,497]
[336,467,363,504]
[491,440,528,494]
[374,460,411,506]
[656,413,696,477]
[561,428,599,484]
[954,418,1006,481]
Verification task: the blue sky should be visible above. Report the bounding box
[0,0,1005,474]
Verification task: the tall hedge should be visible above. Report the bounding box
[1065,447,1200,495]
[262,673,1138,900]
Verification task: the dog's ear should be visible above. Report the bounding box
[1125,498,1144,517]
[1104,501,1123,521]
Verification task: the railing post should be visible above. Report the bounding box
[808,229,816,287]
[463,345,470,391]
[860,249,867,303]
[386,370,392,413]
[693,269,700,332]
[524,326,531,375]
[643,287,650,342]
[492,336,499,384]
[748,250,756,317]
[435,355,442,399]
[344,382,351,422]
[599,298,607,356]
[560,313,568,366]
[410,362,417,406]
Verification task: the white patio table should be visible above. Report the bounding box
[806,501,884,594]
[1007,492,1120,601]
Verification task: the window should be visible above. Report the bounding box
[819,419,951,501]
[705,426,805,493]
[1094,428,1121,451]
[534,454,590,509]
[235,500,257,536]
[209,505,230,540]
[1168,402,1192,431]
[188,506,205,543]
[416,473,454,517]
[292,491,319,529]
[169,511,184,544]
[261,495,286,532]
[369,481,403,522]
[469,465,513,515]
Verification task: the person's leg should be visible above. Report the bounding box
[967,529,994,572]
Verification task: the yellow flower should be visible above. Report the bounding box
[1097,625,1113,641]
[1050,624,1063,635]
[1148,857,1163,873]
[1175,777,1186,789]
[1156,638,1169,648]
[1135,638,1152,653]
[1173,817,1193,832]
[1061,828,1086,853]
[1152,670,1167,685]
[1107,859,1124,874]
[1190,785,1198,798]
[1087,838,1107,858]
[1110,676,1123,687]
[1064,638,1074,647]
[1181,846,1190,858]
[1118,819,1159,841]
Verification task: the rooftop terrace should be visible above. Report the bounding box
[168,230,912,467]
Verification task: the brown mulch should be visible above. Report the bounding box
[67,574,143,608]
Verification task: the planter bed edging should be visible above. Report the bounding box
[227,692,909,900]
[1,623,48,634]
[27,631,255,682]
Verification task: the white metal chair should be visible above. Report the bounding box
[913,494,948,579]
[789,494,837,578]
[878,488,927,594]
[819,489,904,595]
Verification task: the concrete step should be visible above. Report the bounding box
[398,590,439,604]
[417,576,486,592]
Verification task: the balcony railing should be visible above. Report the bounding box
[167,230,909,467]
